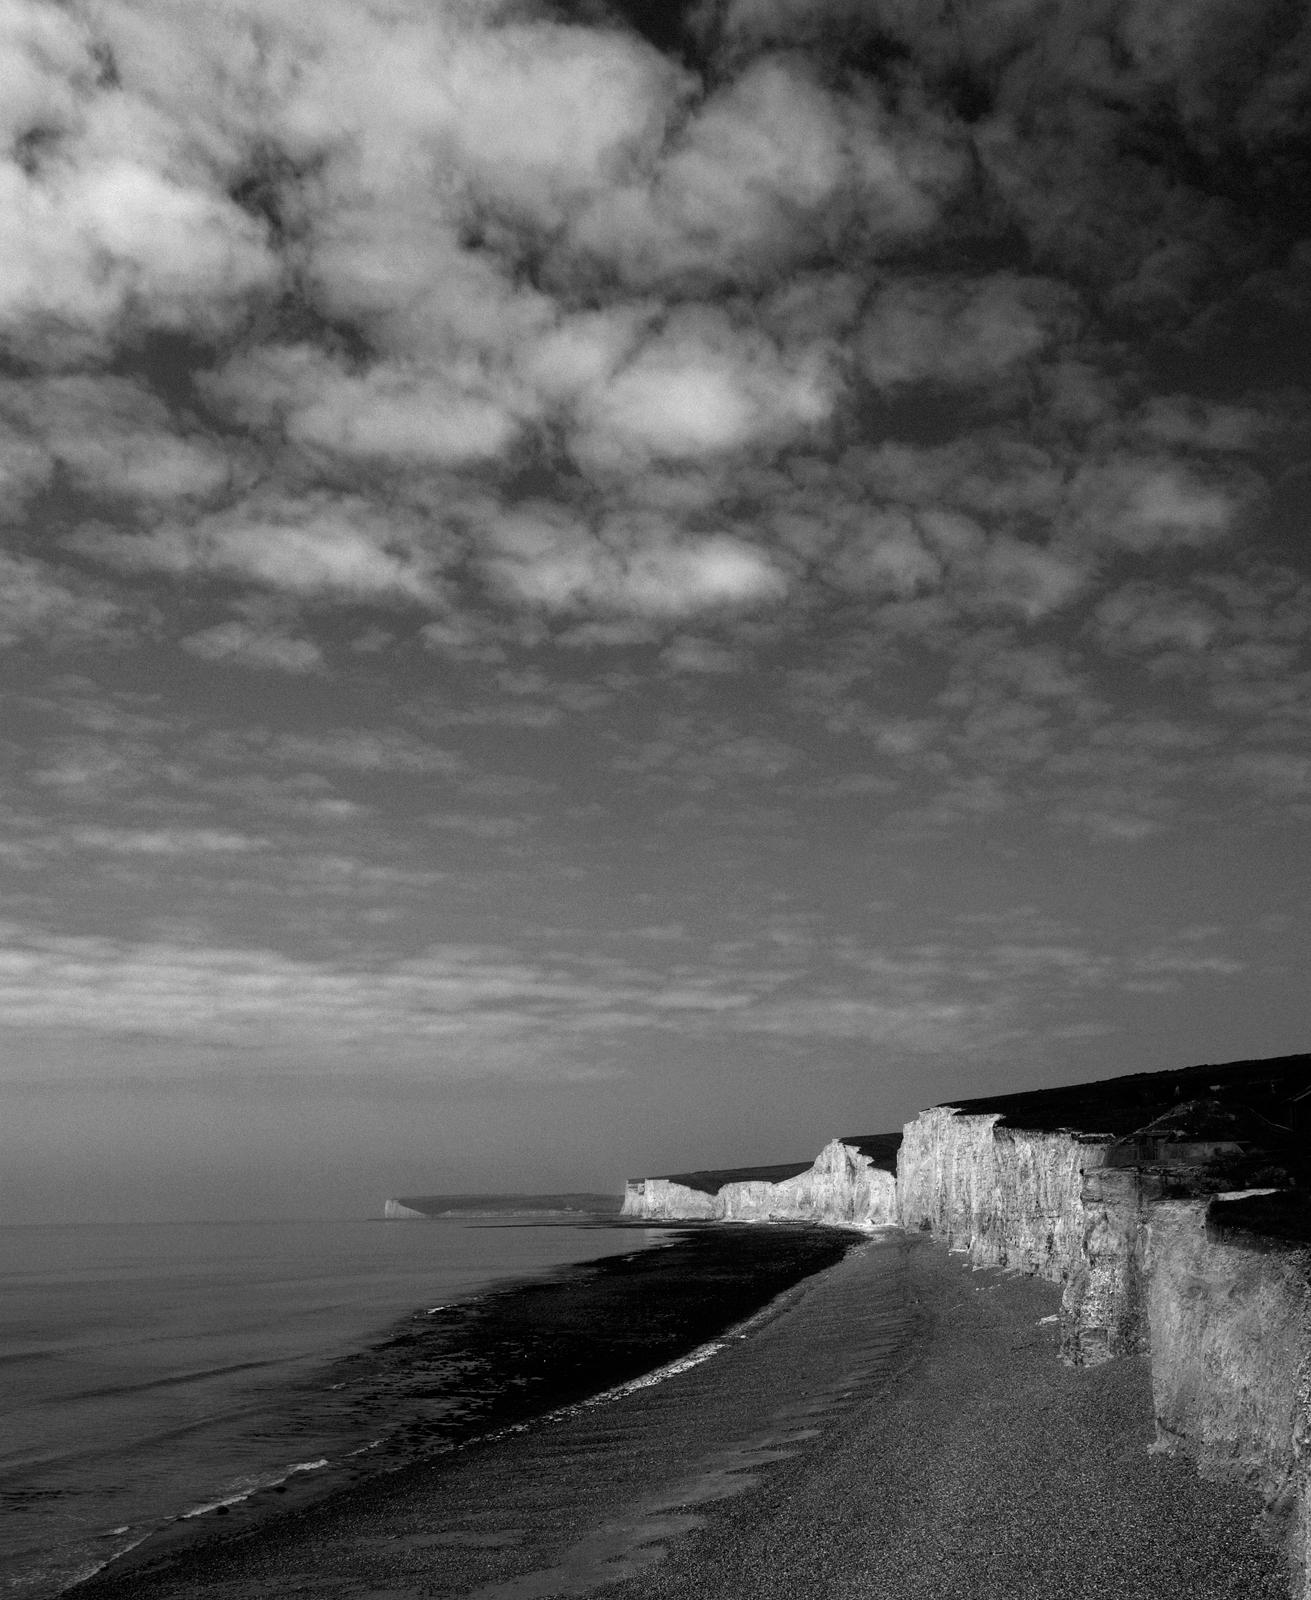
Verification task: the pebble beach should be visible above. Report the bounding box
[71,1231,1288,1600]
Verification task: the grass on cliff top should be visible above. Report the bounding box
[942,1052,1310,1141]
[1207,1189,1311,1246]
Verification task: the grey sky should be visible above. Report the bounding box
[2,0,1309,1221]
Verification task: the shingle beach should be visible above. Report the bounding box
[74,1232,1287,1600]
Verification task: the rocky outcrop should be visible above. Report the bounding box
[1059,1165,1159,1365]
[621,1137,899,1228]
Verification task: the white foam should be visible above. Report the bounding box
[179,1458,329,1520]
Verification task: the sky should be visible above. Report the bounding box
[2,0,1310,1223]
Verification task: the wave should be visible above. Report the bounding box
[52,1356,292,1407]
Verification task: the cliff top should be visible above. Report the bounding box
[941,1053,1309,1169]
[1207,1188,1311,1246]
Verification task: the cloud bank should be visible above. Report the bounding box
[0,0,1300,647]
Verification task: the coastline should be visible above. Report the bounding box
[72,1231,1286,1600]
[68,1222,859,1597]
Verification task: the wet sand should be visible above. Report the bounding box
[72,1233,1287,1600]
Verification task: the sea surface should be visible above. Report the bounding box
[0,1213,661,1599]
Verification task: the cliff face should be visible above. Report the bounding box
[1146,1196,1311,1596]
[620,1177,719,1221]
[896,1107,1108,1281]
[621,1138,898,1228]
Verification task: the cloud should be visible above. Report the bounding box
[254,728,465,777]
[0,375,235,502]
[1068,454,1247,551]
[0,1,277,365]
[572,305,837,467]
[1094,583,1221,655]
[856,275,1081,390]
[614,718,801,784]
[70,494,439,602]
[69,827,268,856]
[0,926,772,1054]
[483,506,789,616]
[565,53,964,291]
[181,620,324,673]
[0,0,1298,660]
[200,345,523,465]
[660,635,740,673]
[1229,751,1311,802]
[0,552,121,647]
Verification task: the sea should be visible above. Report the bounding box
[0,1210,661,1600]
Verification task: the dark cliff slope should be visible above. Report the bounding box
[942,1053,1310,1181]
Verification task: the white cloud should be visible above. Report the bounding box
[0,375,233,501]
[69,827,268,856]
[567,55,964,290]
[1069,455,1243,551]
[201,345,523,465]
[0,927,770,1052]
[181,621,323,673]
[574,306,835,467]
[0,551,120,647]
[0,1,277,364]
[825,510,942,597]
[70,494,439,602]
[484,508,789,617]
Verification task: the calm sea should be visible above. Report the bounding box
[0,1214,656,1599]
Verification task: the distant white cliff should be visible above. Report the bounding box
[620,1136,899,1229]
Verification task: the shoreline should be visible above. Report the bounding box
[73,1231,1289,1600]
[68,1222,859,1597]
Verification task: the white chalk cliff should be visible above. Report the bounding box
[624,1139,902,1222]
[621,1137,898,1228]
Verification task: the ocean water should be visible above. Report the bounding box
[0,1214,657,1599]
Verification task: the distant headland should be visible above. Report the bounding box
[383,1192,622,1219]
